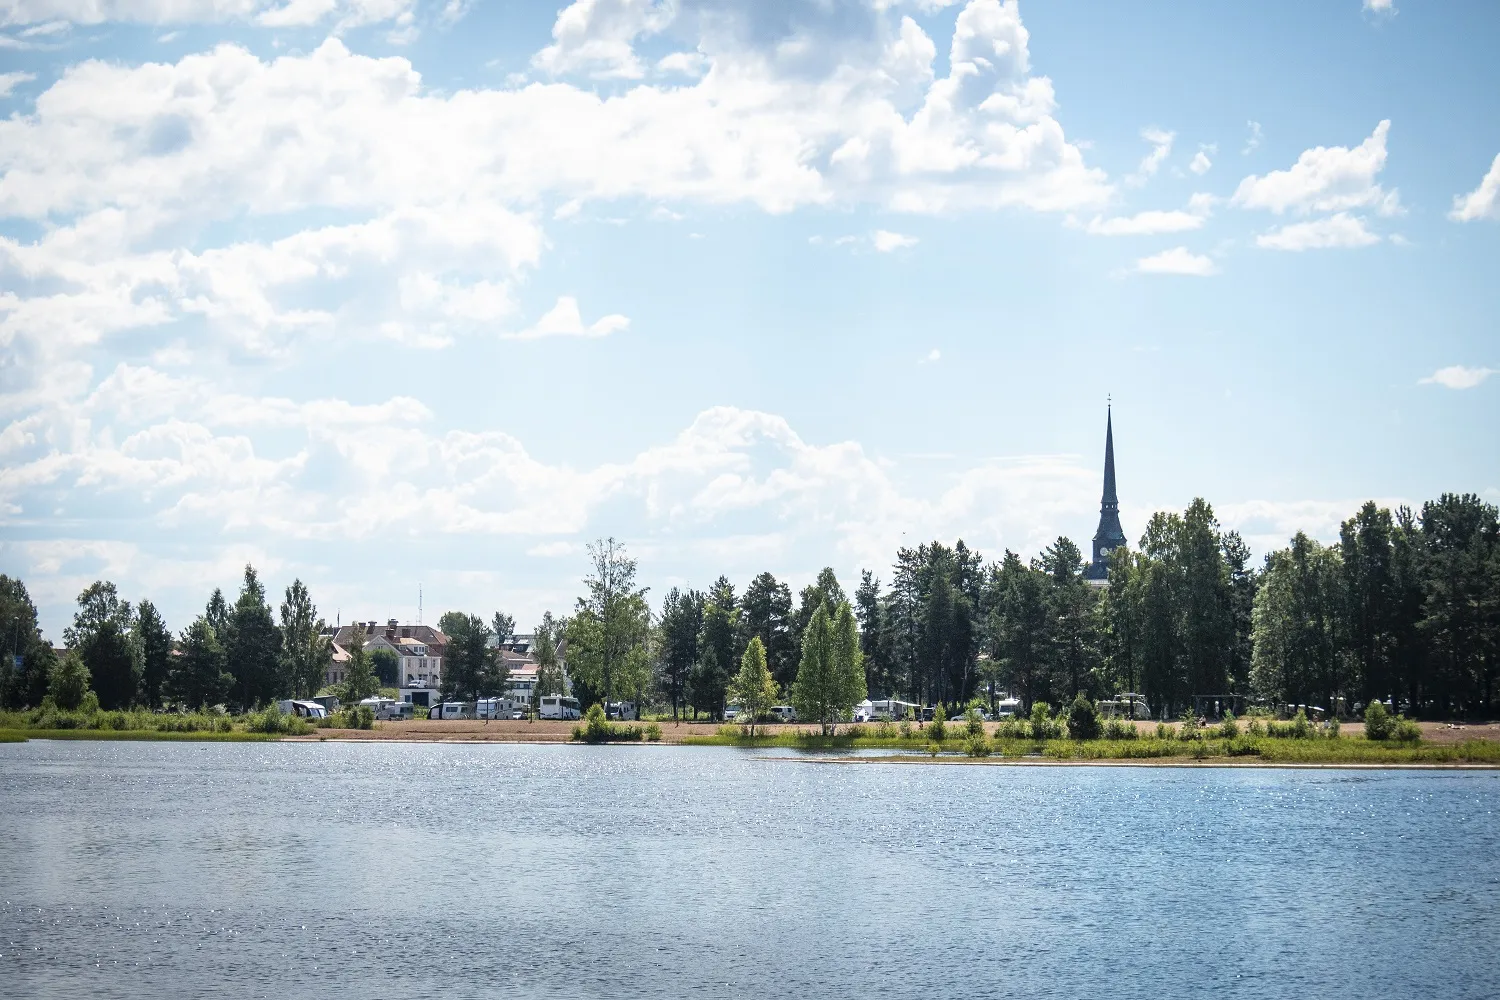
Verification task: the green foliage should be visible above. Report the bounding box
[964,733,992,757]
[66,581,140,711]
[1291,708,1312,739]
[1155,722,1172,739]
[134,599,173,710]
[572,702,650,743]
[1103,716,1138,740]
[1067,693,1101,741]
[1364,700,1396,741]
[1393,715,1422,743]
[1247,717,1266,738]
[789,600,865,735]
[49,650,92,711]
[167,616,233,710]
[246,706,312,735]
[964,707,985,738]
[644,722,662,742]
[1218,712,1240,739]
[928,704,947,742]
[227,565,282,711]
[569,538,652,714]
[1178,708,1202,741]
[1029,701,1063,740]
[727,636,778,736]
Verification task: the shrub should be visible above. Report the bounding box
[1103,716,1137,741]
[929,705,948,743]
[845,723,868,740]
[926,743,940,758]
[1226,736,1261,757]
[349,705,374,730]
[1156,722,1172,740]
[1291,709,1312,739]
[715,724,741,738]
[644,722,662,742]
[898,720,914,740]
[247,706,312,735]
[79,691,101,716]
[1326,717,1341,738]
[996,717,1028,740]
[1178,710,1202,741]
[1393,716,1421,743]
[581,703,612,743]
[1067,694,1101,741]
[964,708,985,739]
[1364,701,1396,741]
[1247,718,1266,738]
[1218,712,1239,740]
[964,734,992,758]
[1030,701,1061,741]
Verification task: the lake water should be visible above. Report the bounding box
[1,741,1497,1000]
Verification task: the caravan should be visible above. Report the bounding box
[539,695,581,721]
[476,697,522,720]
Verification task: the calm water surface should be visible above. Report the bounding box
[1,740,1497,999]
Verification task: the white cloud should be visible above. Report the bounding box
[1256,212,1380,251]
[1418,365,1495,390]
[1364,0,1396,15]
[1189,146,1213,175]
[0,70,34,96]
[504,296,629,340]
[920,348,941,364]
[531,0,672,80]
[1135,246,1216,276]
[1127,127,1174,186]
[1242,120,1262,155]
[1085,197,1211,236]
[1231,120,1399,216]
[1449,153,1500,222]
[872,229,919,252]
[0,0,414,28]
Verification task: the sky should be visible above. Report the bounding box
[1,0,1497,642]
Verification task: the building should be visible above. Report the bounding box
[326,620,449,691]
[1084,405,1128,584]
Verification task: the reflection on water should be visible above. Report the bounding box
[1,740,1497,999]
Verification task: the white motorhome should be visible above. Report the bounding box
[539,695,581,721]
[359,696,395,717]
[769,705,797,723]
[475,697,522,720]
[276,699,328,719]
[869,699,920,721]
[438,701,472,720]
[606,701,637,721]
[378,701,414,721]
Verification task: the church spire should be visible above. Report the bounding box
[1102,404,1118,507]
[1085,403,1127,582]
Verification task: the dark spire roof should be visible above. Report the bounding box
[1085,403,1127,581]
[1102,405,1118,507]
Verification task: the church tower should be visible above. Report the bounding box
[1084,406,1127,582]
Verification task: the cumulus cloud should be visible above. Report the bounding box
[1189,144,1213,175]
[1418,365,1495,390]
[1449,153,1500,222]
[1134,246,1216,276]
[1231,120,1399,216]
[1127,127,1174,186]
[1256,212,1381,251]
[0,0,415,28]
[1084,194,1213,236]
[872,229,919,251]
[1242,120,1262,155]
[531,0,672,80]
[1363,0,1395,15]
[504,296,629,340]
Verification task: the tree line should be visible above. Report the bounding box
[3,491,1495,722]
[566,493,1499,722]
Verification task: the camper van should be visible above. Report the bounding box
[276,699,328,720]
[378,701,414,721]
[539,695,581,721]
[475,697,521,720]
[769,705,797,723]
[606,701,637,721]
[438,701,471,720]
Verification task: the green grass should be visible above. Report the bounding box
[0,728,284,743]
[682,730,1500,765]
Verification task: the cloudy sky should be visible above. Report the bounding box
[1,0,1497,640]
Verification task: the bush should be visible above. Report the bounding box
[1217,712,1239,740]
[1030,701,1062,741]
[1247,717,1266,738]
[845,723,868,740]
[1067,694,1101,741]
[1103,716,1137,741]
[1326,717,1341,738]
[996,717,1028,740]
[644,722,662,742]
[964,734,992,758]
[928,705,947,742]
[582,703,611,743]
[874,720,894,739]
[1364,701,1396,741]
[1156,722,1172,740]
[247,706,312,735]
[898,720,914,740]
[964,708,985,739]
[1291,709,1312,739]
[1393,715,1421,744]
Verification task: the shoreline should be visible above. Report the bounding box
[5,727,1500,769]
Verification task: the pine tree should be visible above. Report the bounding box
[134,599,173,710]
[228,566,281,710]
[167,617,233,710]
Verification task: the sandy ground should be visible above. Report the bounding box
[288,717,1500,745]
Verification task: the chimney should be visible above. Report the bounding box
[389,619,398,628]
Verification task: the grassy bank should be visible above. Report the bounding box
[682,730,1500,765]
[0,728,285,743]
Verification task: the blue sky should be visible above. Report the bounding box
[1,0,1497,641]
